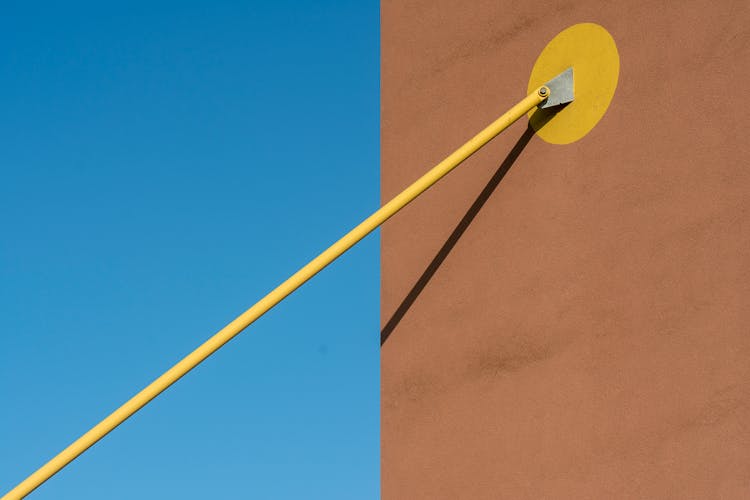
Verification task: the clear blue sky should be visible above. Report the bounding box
[0,1,379,498]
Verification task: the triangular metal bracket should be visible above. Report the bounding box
[539,67,574,109]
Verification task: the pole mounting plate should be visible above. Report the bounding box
[539,67,574,109]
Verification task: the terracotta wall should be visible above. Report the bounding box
[381,1,750,498]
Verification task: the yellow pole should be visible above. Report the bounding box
[2,85,549,500]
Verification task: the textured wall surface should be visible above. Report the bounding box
[381,1,750,498]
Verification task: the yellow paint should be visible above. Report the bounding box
[1,87,548,500]
[527,23,620,144]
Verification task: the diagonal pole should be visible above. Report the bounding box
[2,85,550,500]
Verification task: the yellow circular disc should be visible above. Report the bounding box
[527,23,619,144]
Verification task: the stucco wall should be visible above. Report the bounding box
[381,1,750,498]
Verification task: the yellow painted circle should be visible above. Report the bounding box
[527,23,619,144]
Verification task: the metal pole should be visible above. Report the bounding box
[2,85,549,500]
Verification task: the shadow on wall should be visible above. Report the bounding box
[380,121,545,346]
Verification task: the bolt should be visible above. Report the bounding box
[539,86,549,97]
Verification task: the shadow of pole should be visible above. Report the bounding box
[380,125,537,346]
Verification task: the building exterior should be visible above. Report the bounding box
[381,1,750,497]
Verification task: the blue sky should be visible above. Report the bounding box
[0,1,379,498]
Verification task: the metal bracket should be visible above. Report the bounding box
[539,67,574,109]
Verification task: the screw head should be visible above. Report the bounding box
[538,86,549,97]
